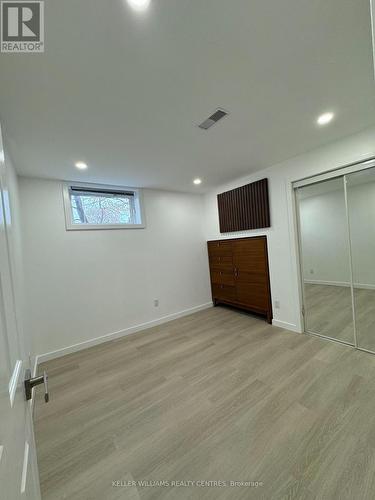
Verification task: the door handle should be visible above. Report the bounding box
[24,369,49,403]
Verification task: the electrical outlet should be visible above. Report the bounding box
[154,299,159,307]
[274,300,280,309]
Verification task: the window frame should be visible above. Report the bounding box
[62,181,145,230]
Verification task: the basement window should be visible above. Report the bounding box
[63,182,145,230]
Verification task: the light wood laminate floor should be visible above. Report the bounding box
[304,283,375,349]
[35,306,375,500]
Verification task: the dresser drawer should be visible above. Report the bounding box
[212,284,237,302]
[209,254,233,270]
[207,240,233,257]
[210,269,235,286]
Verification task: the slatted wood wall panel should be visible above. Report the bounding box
[217,178,270,233]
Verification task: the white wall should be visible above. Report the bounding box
[203,125,375,332]
[19,177,212,358]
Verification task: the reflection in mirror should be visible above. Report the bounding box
[297,177,354,344]
[346,167,375,352]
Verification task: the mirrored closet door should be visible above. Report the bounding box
[346,167,375,353]
[296,178,355,345]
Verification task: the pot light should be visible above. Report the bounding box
[193,178,202,185]
[75,161,88,170]
[127,0,150,11]
[317,112,334,126]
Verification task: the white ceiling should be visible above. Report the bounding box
[0,0,374,192]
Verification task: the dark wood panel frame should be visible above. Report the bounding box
[217,178,270,233]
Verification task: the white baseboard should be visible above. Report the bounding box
[272,319,302,333]
[36,302,213,365]
[304,279,375,290]
[354,283,375,290]
[304,279,348,287]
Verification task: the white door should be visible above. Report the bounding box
[0,126,42,499]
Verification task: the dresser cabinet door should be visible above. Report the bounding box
[232,238,268,311]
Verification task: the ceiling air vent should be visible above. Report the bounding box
[198,108,228,130]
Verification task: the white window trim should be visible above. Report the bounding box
[62,181,146,230]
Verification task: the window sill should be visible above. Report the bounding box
[66,223,146,231]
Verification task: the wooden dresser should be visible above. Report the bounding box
[207,236,272,323]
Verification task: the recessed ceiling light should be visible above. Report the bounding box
[75,161,88,170]
[317,112,334,126]
[127,0,150,11]
[193,178,202,185]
